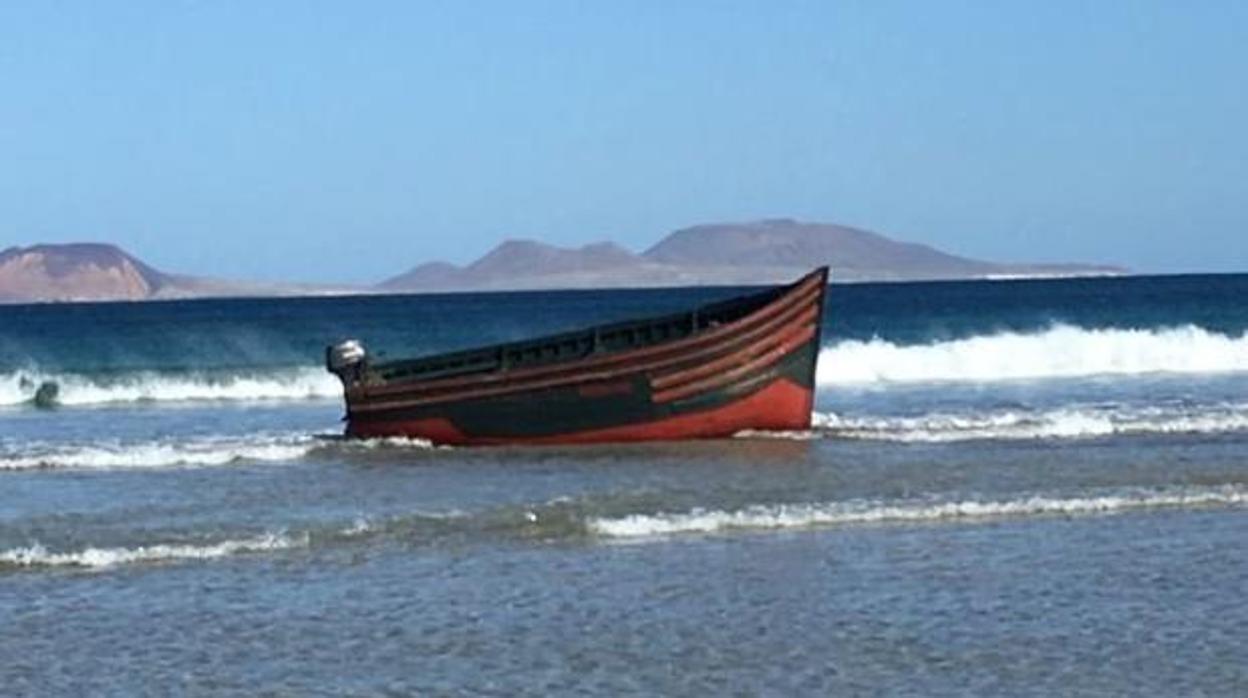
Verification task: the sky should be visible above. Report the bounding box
[1,1,1245,283]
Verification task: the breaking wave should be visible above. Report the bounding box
[0,366,341,407]
[817,324,1248,386]
[9,325,1244,405]
[0,432,446,472]
[0,433,322,471]
[589,485,1248,538]
[0,512,465,571]
[809,402,1248,443]
[0,532,301,569]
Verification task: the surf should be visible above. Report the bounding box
[0,366,342,407]
[588,484,1248,539]
[804,401,1248,443]
[0,433,319,471]
[0,432,444,472]
[0,533,301,569]
[817,324,1248,386]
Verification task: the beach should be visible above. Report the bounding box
[3,274,1247,695]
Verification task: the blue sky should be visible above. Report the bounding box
[1,1,1245,283]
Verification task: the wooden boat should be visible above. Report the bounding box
[326,267,828,445]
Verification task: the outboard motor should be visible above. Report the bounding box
[326,339,368,385]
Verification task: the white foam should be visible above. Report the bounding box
[589,485,1248,538]
[0,532,299,569]
[818,324,1248,386]
[341,517,374,536]
[0,367,341,407]
[0,433,317,471]
[336,436,440,451]
[733,428,819,441]
[812,403,1248,443]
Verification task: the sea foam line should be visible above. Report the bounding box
[0,432,446,472]
[0,433,319,471]
[0,516,392,570]
[0,532,300,569]
[817,324,1248,386]
[589,485,1248,538]
[808,403,1248,443]
[0,367,341,407]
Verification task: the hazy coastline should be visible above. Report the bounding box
[1,219,1125,304]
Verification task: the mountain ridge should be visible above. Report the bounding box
[382,218,1125,292]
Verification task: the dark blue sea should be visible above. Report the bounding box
[3,274,1248,695]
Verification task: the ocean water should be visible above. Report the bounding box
[2,274,1247,695]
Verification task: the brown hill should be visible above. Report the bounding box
[381,240,671,291]
[379,262,464,290]
[0,242,357,303]
[0,243,173,302]
[644,219,998,278]
[468,240,637,277]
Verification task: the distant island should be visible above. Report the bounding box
[0,243,352,303]
[382,219,1125,292]
[1,219,1125,303]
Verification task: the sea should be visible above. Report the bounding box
[2,274,1247,696]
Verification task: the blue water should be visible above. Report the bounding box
[2,274,1247,695]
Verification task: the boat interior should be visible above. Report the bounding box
[370,283,790,386]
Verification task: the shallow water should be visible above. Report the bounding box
[3,275,1247,694]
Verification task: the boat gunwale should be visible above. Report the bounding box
[350,267,828,402]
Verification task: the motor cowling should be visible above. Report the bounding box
[326,339,367,383]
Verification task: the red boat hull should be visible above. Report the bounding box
[333,268,828,446]
[349,377,813,445]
